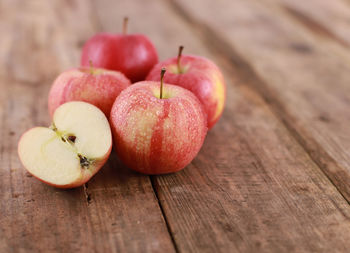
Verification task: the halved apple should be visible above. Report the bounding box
[18,101,112,188]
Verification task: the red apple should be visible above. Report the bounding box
[146,46,226,129]
[18,101,112,188]
[110,68,207,174]
[81,17,158,82]
[48,64,131,117]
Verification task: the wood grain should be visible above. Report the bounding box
[91,0,350,252]
[171,0,350,202]
[0,1,175,252]
[272,0,350,48]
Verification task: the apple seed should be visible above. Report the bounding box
[68,135,76,143]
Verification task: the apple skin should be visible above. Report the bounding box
[110,81,207,174]
[18,131,111,189]
[48,67,131,117]
[81,33,158,82]
[146,55,226,129]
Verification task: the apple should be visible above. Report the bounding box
[146,46,226,129]
[81,17,158,83]
[110,68,207,174]
[18,101,112,188]
[48,63,131,117]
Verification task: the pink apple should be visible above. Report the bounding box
[48,65,131,117]
[18,102,112,188]
[81,18,158,83]
[110,68,207,174]
[146,46,226,129]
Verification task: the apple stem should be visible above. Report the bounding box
[50,124,57,132]
[160,68,166,99]
[78,154,90,169]
[177,45,184,73]
[89,60,94,75]
[123,17,129,34]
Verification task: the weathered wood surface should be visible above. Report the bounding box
[272,0,350,48]
[1,0,350,252]
[170,0,350,202]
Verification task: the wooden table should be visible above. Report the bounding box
[1,0,350,252]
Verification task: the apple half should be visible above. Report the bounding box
[18,101,112,188]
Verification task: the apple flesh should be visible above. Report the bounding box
[110,81,207,174]
[18,102,112,188]
[146,54,226,129]
[48,66,131,117]
[81,32,158,83]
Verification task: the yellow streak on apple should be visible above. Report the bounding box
[124,108,158,170]
[213,74,225,120]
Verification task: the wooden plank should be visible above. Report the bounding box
[170,0,350,202]
[94,0,350,252]
[270,0,350,48]
[0,1,175,252]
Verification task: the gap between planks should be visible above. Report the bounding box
[150,176,180,253]
[165,0,350,205]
